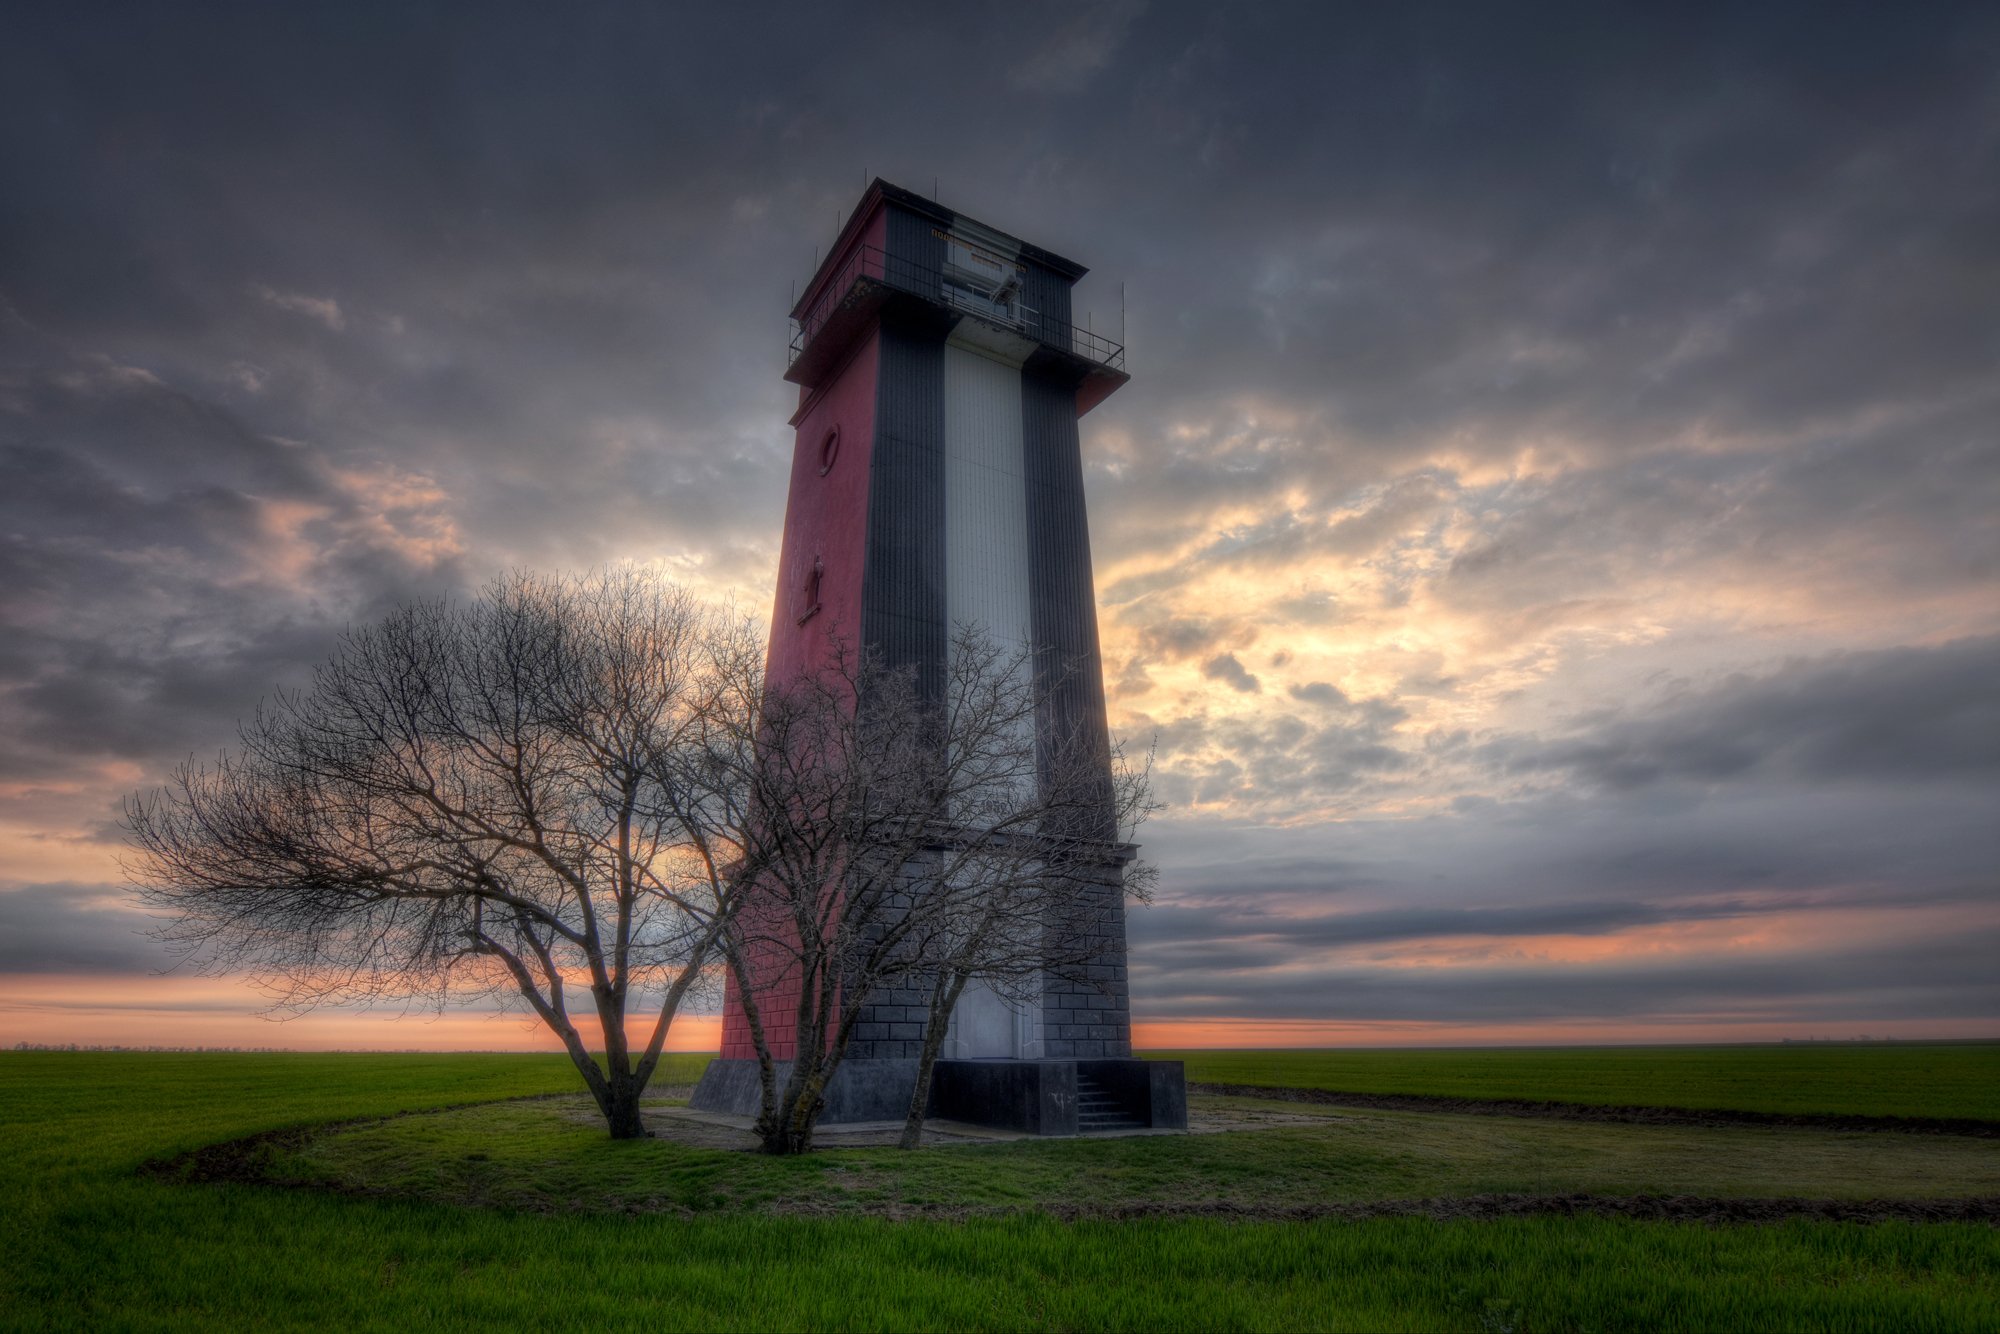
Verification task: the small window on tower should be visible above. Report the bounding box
[818,425,840,476]
[945,236,1009,288]
[796,555,824,626]
[942,234,1023,327]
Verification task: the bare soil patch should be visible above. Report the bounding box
[1195,1081,2000,1138]
[780,1192,2000,1226]
[627,1096,1325,1150]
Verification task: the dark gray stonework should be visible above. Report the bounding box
[1038,865,1134,1059]
[1146,1060,1189,1129]
[930,1058,1080,1134]
[689,1057,922,1124]
[691,1056,1187,1134]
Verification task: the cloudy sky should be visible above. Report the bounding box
[3,2,1995,1050]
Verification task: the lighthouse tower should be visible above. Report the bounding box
[691,180,1184,1134]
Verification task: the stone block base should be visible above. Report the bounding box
[689,1055,1187,1134]
[689,1057,919,1124]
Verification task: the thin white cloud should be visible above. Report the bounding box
[251,284,346,331]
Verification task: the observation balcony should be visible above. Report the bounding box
[786,243,1128,412]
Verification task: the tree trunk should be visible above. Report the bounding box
[584,975,653,1140]
[603,1077,648,1140]
[761,1067,825,1154]
[721,944,781,1138]
[898,971,968,1149]
[760,1002,865,1154]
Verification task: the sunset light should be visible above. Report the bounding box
[2,3,1993,1058]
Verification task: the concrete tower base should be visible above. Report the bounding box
[689,1057,1187,1135]
[689,1058,920,1125]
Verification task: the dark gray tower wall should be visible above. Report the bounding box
[852,196,1132,1064]
[845,317,1131,1063]
[1022,370,1130,1058]
[861,317,947,702]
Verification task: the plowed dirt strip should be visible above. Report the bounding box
[778,1193,2000,1226]
[1194,1081,2000,1138]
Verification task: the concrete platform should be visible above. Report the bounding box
[658,1105,1190,1145]
[689,1056,1187,1135]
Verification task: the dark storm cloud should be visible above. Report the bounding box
[1201,653,1261,693]
[0,316,467,786]
[1132,879,1995,973]
[1,2,1995,1036]
[2,3,811,580]
[1134,926,2000,1026]
[1057,7,2000,604]
[1143,784,2000,915]
[8,1,1994,613]
[1137,898,1720,957]
[1129,8,2000,451]
[0,885,165,974]
[1129,615,1253,660]
[1489,637,2000,790]
[1434,394,2000,623]
[1128,629,2000,819]
[1122,782,2000,1027]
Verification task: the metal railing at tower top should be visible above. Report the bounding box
[788,243,1126,373]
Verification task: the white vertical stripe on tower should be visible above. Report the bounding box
[943,341,1032,672]
[942,339,1041,1059]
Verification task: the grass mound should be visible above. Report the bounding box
[197,1090,2000,1222]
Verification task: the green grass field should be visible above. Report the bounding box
[1163,1042,2000,1121]
[3,1047,1997,1332]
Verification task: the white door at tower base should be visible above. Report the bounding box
[950,980,1020,1058]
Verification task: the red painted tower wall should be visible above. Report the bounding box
[766,331,879,684]
[716,325,880,1061]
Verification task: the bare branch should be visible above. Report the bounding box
[125,567,760,1139]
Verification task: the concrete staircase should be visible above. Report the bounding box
[1076,1070,1147,1133]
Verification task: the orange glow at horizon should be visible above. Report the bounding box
[1,970,1990,1052]
[0,973,724,1052]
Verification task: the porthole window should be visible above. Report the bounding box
[818,425,840,476]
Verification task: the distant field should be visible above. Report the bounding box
[1156,1043,2000,1121]
[3,1051,1997,1332]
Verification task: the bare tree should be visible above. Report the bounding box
[126,569,762,1139]
[717,626,1154,1155]
[891,732,1157,1150]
